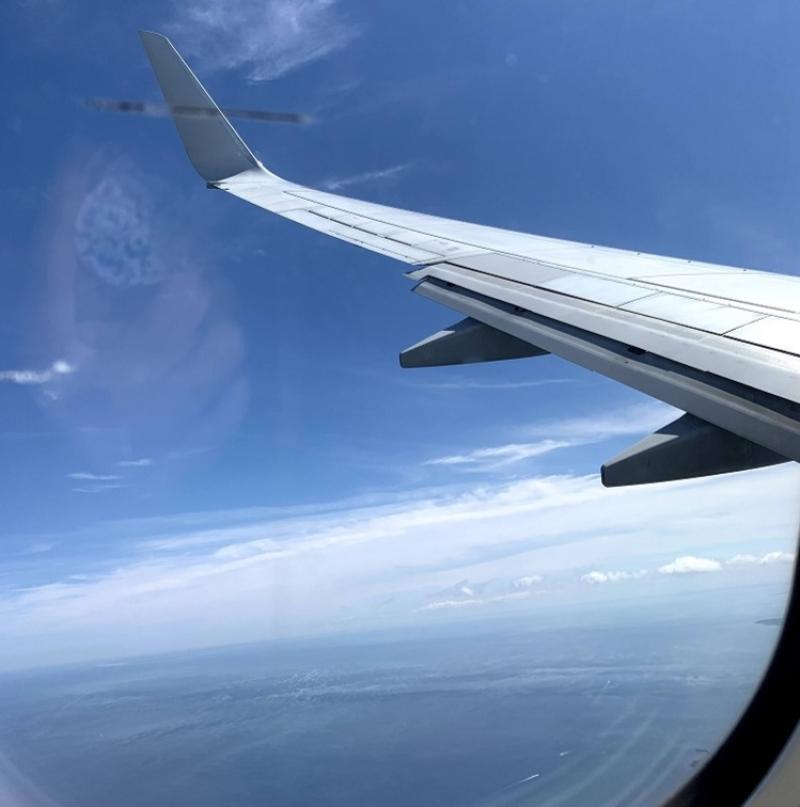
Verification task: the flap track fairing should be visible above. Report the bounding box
[399,317,548,368]
[601,413,786,487]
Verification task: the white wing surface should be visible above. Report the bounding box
[140,31,800,486]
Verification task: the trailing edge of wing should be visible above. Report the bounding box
[139,31,265,182]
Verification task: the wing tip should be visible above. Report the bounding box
[138,30,169,43]
[138,29,264,183]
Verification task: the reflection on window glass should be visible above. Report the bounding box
[1,1,799,806]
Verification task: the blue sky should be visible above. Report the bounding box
[1,0,799,667]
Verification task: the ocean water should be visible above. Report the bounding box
[0,590,783,807]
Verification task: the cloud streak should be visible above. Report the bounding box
[420,575,541,612]
[0,360,74,385]
[426,439,570,469]
[581,569,647,585]
[71,484,127,494]
[424,402,678,471]
[167,0,360,81]
[322,163,410,191]
[727,551,795,566]
[528,401,680,442]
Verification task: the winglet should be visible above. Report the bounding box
[139,31,268,182]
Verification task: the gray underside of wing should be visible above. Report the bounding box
[142,30,800,486]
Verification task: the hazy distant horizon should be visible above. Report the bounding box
[0,581,784,807]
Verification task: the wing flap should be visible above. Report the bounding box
[620,293,764,334]
[727,316,800,355]
[645,272,800,315]
[451,254,571,287]
[413,262,800,405]
[538,274,656,307]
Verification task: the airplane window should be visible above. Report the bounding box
[2,2,799,806]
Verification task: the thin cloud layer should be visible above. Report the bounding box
[513,575,543,588]
[581,569,647,585]
[2,463,797,668]
[727,551,795,566]
[421,575,543,611]
[167,0,360,81]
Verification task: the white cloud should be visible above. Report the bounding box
[68,472,121,481]
[167,0,360,81]
[580,569,647,585]
[322,164,410,191]
[2,463,797,669]
[118,459,152,468]
[0,360,74,385]
[727,551,795,566]
[426,439,571,469]
[658,556,722,575]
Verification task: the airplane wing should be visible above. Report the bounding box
[140,31,800,487]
